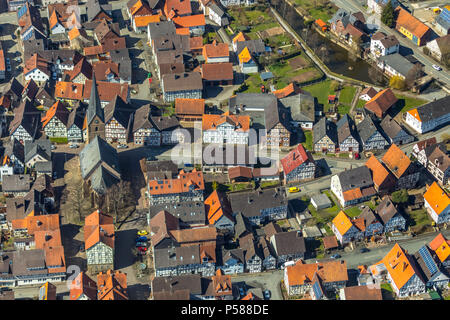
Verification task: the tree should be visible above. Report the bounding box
[391,189,409,204]
[381,1,395,28]
[61,178,90,224]
[104,181,136,223]
[405,63,425,89]
[389,75,406,90]
[212,181,218,191]
[368,66,387,85]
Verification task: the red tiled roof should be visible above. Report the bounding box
[202,41,229,60]
[148,169,205,196]
[280,144,312,175]
[83,80,128,103]
[364,88,398,118]
[175,98,204,116]
[201,62,233,81]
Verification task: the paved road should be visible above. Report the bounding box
[332,0,450,87]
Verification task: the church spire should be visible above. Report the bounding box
[87,73,104,125]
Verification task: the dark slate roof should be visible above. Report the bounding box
[411,95,450,123]
[208,3,225,17]
[376,196,399,225]
[9,100,40,137]
[23,39,46,60]
[222,248,245,264]
[148,21,177,40]
[162,72,202,92]
[229,187,288,218]
[313,117,337,144]
[150,116,180,131]
[336,114,358,144]
[377,53,415,77]
[152,274,203,296]
[79,136,120,194]
[357,115,380,143]
[329,8,350,25]
[229,93,277,113]
[34,161,53,173]
[279,92,315,123]
[272,231,306,256]
[2,174,32,193]
[337,166,373,192]
[87,0,111,22]
[236,39,266,55]
[154,245,200,268]
[24,139,52,163]
[5,138,25,163]
[5,78,24,99]
[379,114,406,140]
[104,95,133,129]
[358,206,379,226]
[132,104,153,133]
[234,212,252,238]
[86,73,104,125]
[150,201,206,226]
[67,103,86,130]
[109,49,130,62]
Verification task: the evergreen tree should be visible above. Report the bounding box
[381,1,395,28]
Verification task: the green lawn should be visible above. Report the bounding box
[337,104,351,115]
[294,0,337,21]
[356,99,366,110]
[49,137,68,144]
[260,181,280,189]
[345,206,362,218]
[339,86,357,105]
[396,95,427,113]
[302,131,313,151]
[408,208,432,233]
[303,80,337,110]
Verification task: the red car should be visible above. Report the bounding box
[138,247,147,252]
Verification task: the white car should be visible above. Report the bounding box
[432,64,442,71]
[117,144,128,149]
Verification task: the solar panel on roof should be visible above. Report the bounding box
[312,281,323,300]
[419,246,438,275]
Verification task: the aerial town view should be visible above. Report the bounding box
[0,0,448,305]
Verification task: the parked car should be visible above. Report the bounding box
[432,64,442,71]
[69,144,79,149]
[288,186,300,193]
[79,244,85,252]
[239,287,245,297]
[135,236,148,242]
[117,144,128,149]
[6,65,11,72]
[331,254,341,259]
[137,230,148,236]
[6,58,10,65]
[136,242,147,248]
[138,247,147,253]
[52,172,58,179]
[51,145,56,150]
[360,248,370,253]
[263,290,271,300]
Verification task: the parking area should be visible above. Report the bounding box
[232,270,284,300]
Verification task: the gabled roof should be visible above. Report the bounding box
[286,259,348,287]
[395,7,430,39]
[103,95,132,128]
[238,46,252,64]
[55,81,84,101]
[97,270,128,300]
[201,62,233,81]
[429,233,450,263]
[172,14,205,28]
[164,0,192,17]
[85,73,104,125]
[148,169,204,196]
[381,144,411,179]
[360,87,378,99]
[423,182,450,216]
[376,196,399,225]
[357,115,382,143]
[84,210,114,250]
[150,210,180,246]
[232,31,249,44]
[79,136,121,194]
[280,144,314,175]
[70,272,98,300]
[313,117,337,144]
[379,243,424,291]
[9,100,40,137]
[83,79,129,104]
[24,53,50,77]
[175,98,204,116]
[202,41,229,59]
[272,231,306,256]
[406,96,450,123]
[332,211,354,235]
[42,101,70,128]
[364,88,398,118]
[365,155,394,189]
[202,113,249,131]
[66,57,92,81]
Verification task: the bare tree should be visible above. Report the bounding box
[104,181,135,223]
[62,178,90,224]
[405,63,425,89]
[368,66,386,86]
